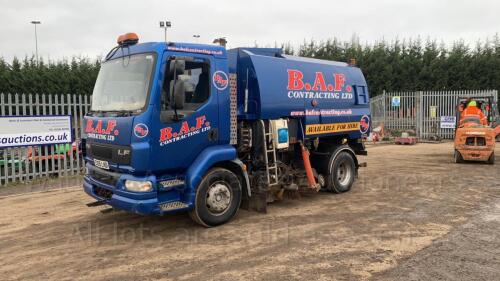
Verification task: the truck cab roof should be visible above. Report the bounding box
[105,42,228,61]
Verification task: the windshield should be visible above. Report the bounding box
[91,53,156,112]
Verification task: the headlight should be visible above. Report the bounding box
[125,180,153,192]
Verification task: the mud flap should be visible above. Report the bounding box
[240,192,267,213]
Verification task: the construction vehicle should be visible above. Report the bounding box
[454,97,496,164]
[83,33,371,227]
[494,102,500,141]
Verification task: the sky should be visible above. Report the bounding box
[0,0,499,62]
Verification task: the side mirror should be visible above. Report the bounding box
[171,81,185,110]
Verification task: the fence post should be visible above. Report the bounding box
[418,91,423,139]
[382,90,386,127]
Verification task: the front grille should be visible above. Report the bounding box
[91,144,113,159]
[88,143,131,165]
[93,186,113,200]
[88,168,119,186]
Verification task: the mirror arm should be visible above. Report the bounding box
[171,60,180,121]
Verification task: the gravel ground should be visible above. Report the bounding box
[0,142,498,281]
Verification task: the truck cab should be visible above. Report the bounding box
[84,33,370,227]
[84,33,233,214]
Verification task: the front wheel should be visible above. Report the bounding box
[189,168,242,227]
[325,151,356,193]
[454,150,464,163]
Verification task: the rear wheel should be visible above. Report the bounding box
[454,150,464,163]
[189,168,242,227]
[487,152,495,165]
[325,151,356,193]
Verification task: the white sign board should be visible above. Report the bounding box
[440,116,456,129]
[0,116,72,148]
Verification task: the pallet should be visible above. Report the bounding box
[395,137,418,145]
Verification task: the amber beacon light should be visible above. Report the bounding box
[117,33,139,46]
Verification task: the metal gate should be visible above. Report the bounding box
[370,90,499,139]
[0,93,91,186]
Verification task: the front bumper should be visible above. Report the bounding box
[83,176,163,215]
[83,164,190,215]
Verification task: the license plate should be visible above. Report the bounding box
[94,159,109,170]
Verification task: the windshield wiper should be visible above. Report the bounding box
[105,110,138,117]
[88,110,137,117]
[88,110,105,117]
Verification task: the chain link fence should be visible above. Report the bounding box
[370,90,499,139]
[0,93,91,186]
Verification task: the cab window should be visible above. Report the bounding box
[161,57,210,122]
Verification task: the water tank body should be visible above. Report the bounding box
[227,48,371,140]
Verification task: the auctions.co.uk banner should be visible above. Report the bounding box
[0,116,72,148]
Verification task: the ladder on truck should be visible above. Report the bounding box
[260,120,279,186]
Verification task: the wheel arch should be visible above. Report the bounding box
[185,145,236,195]
[314,142,359,173]
[330,145,359,172]
[185,145,250,205]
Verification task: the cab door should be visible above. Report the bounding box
[150,53,219,174]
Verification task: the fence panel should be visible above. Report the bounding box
[0,93,91,186]
[370,89,498,140]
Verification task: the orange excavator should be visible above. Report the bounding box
[454,97,497,164]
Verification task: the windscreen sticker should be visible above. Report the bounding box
[305,122,359,135]
[360,115,370,134]
[85,119,119,141]
[134,123,149,138]
[287,69,353,100]
[159,115,211,146]
[213,71,229,91]
[290,109,353,117]
[167,46,223,56]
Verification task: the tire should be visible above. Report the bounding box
[325,150,356,193]
[454,150,464,164]
[189,168,242,227]
[487,152,495,165]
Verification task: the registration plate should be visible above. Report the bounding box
[94,159,109,170]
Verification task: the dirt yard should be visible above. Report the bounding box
[0,142,499,281]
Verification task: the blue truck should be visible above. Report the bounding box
[83,33,371,227]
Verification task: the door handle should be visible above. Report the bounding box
[208,128,218,141]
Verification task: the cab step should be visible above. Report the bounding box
[86,200,107,207]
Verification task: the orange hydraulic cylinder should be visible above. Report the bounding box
[300,143,317,188]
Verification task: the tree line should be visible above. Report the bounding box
[284,35,500,96]
[1,35,500,97]
[0,56,100,96]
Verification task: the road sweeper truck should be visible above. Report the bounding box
[83,33,371,227]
